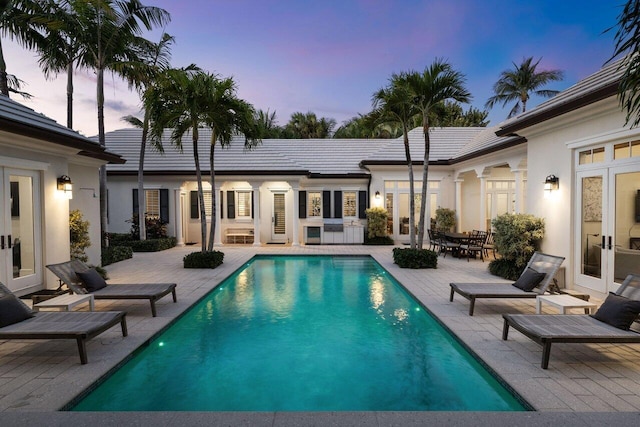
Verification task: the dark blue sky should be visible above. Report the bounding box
[6,0,623,136]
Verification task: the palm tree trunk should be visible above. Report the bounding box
[0,41,9,96]
[137,112,150,240]
[417,118,430,248]
[207,130,217,252]
[402,124,416,249]
[97,67,109,247]
[66,59,74,129]
[192,128,207,252]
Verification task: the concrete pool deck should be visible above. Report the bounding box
[1,245,640,425]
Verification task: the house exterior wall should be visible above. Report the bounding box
[68,163,102,266]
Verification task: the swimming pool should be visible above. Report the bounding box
[72,255,526,411]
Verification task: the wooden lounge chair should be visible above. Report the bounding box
[449,252,565,315]
[502,274,640,369]
[47,260,177,317]
[0,282,127,364]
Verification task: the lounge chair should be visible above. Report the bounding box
[0,282,127,364]
[502,274,640,369]
[47,259,177,317]
[449,252,565,316]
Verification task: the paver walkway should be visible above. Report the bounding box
[1,244,640,425]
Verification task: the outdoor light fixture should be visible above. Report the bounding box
[544,174,559,192]
[375,191,381,200]
[57,175,73,195]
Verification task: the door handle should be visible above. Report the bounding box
[7,235,11,249]
[608,236,613,250]
[601,235,605,248]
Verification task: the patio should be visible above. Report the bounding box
[1,245,640,425]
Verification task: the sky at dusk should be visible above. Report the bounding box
[3,0,624,137]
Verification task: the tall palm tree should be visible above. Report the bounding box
[255,108,282,138]
[76,0,170,247]
[121,33,174,240]
[146,69,259,251]
[372,76,420,248]
[609,0,640,126]
[404,60,471,247]
[485,57,563,118]
[285,111,336,138]
[0,0,44,97]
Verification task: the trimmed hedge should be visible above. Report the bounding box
[127,237,177,252]
[364,235,395,245]
[183,250,224,269]
[102,246,133,266]
[392,247,438,269]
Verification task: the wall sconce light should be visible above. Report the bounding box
[57,175,73,196]
[544,174,559,192]
[375,191,381,200]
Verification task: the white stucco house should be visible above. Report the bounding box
[0,96,123,296]
[103,58,640,299]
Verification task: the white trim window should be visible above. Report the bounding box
[343,191,356,217]
[145,189,160,219]
[236,191,252,218]
[308,191,322,217]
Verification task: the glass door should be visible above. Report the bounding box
[575,169,608,293]
[271,193,286,242]
[1,168,42,293]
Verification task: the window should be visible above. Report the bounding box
[145,189,160,219]
[614,140,640,160]
[308,192,322,217]
[578,147,605,164]
[236,191,251,218]
[343,191,356,217]
[201,191,213,216]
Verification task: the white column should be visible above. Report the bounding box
[479,175,487,232]
[251,182,261,246]
[214,185,223,246]
[292,184,300,246]
[174,189,184,246]
[513,169,524,214]
[455,179,463,232]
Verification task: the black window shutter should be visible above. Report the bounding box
[251,191,255,219]
[132,189,139,216]
[334,191,342,218]
[358,190,367,219]
[299,191,307,218]
[160,189,169,223]
[227,191,235,219]
[190,191,199,219]
[220,190,224,219]
[322,190,331,218]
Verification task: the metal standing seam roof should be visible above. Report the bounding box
[0,96,124,163]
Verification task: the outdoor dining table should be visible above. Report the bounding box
[444,232,469,243]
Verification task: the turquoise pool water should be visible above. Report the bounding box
[72,256,525,411]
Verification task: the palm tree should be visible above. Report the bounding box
[121,33,174,241]
[146,69,259,251]
[255,108,282,138]
[75,0,170,247]
[403,60,471,248]
[609,0,640,126]
[372,76,420,248]
[0,0,44,97]
[485,57,563,118]
[285,111,336,138]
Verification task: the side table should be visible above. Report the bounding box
[536,294,597,314]
[33,293,95,312]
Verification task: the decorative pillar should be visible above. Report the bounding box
[292,184,300,246]
[174,189,184,246]
[455,178,463,232]
[214,185,223,246]
[251,182,261,246]
[513,169,524,214]
[479,175,488,232]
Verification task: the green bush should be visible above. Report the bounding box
[488,213,545,280]
[392,247,438,269]
[183,250,224,269]
[435,208,456,231]
[127,237,177,252]
[69,209,90,262]
[108,233,133,244]
[102,246,133,266]
[364,235,395,245]
[365,207,388,238]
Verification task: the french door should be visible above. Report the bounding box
[271,193,286,242]
[575,165,640,293]
[1,168,42,293]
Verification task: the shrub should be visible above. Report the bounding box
[435,208,456,231]
[365,207,388,238]
[488,213,545,280]
[69,209,90,262]
[127,216,168,240]
[392,247,438,269]
[183,251,224,269]
[102,246,133,266]
[108,233,133,244]
[364,235,395,245]
[127,237,177,252]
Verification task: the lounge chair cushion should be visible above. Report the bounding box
[75,268,108,292]
[591,292,640,330]
[512,268,545,292]
[0,294,34,327]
